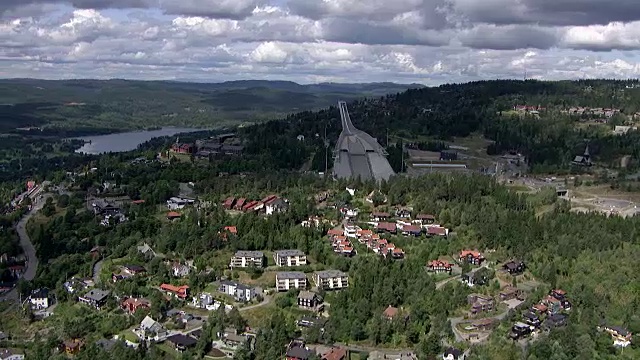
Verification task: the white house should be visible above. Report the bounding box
[166,197,195,210]
[312,270,349,290]
[229,251,264,268]
[28,288,51,310]
[275,272,307,291]
[265,197,289,215]
[273,250,307,267]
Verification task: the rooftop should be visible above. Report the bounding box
[234,250,263,257]
[277,271,307,280]
[314,270,348,278]
[82,289,110,301]
[275,249,305,256]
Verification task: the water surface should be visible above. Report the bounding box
[75,127,204,154]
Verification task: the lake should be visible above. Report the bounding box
[75,127,205,154]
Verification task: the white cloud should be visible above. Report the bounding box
[1,1,640,82]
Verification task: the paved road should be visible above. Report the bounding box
[1,193,51,302]
[435,275,460,290]
[238,294,272,312]
[92,258,105,284]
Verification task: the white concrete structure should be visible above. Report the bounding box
[313,270,349,290]
[273,250,307,267]
[229,251,264,268]
[275,272,307,291]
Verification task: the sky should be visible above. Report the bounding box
[1,0,640,84]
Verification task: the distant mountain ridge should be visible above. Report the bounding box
[0,79,422,132]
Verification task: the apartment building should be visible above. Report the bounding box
[229,251,264,268]
[275,272,307,291]
[313,270,349,290]
[273,250,307,267]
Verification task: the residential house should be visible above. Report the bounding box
[462,271,488,287]
[543,296,562,314]
[503,260,526,275]
[160,284,190,299]
[230,251,264,268]
[402,225,422,236]
[442,347,463,360]
[523,312,541,327]
[287,345,314,360]
[276,272,307,291]
[222,197,236,210]
[370,212,391,221]
[415,214,436,225]
[459,250,484,265]
[166,334,197,353]
[470,318,496,331]
[265,197,289,215]
[0,348,24,360]
[297,291,322,310]
[382,305,401,320]
[344,224,359,238]
[62,339,84,355]
[218,280,258,302]
[137,315,168,342]
[499,286,523,301]
[313,270,349,290]
[532,303,548,315]
[510,322,534,340]
[221,332,249,349]
[170,143,194,154]
[123,264,146,276]
[601,325,632,347]
[137,242,157,258]
[543,313,567,330]
[549,289,567,301]
[78,289,110,309]
[274,250,307,267]
[327,229,344,237]
[395,207,411,218]
[28,288,51,310]
[121,297,151,314]
[166,211,183,221]
[172,263,191,278]
[233,198,246,210]
[376,222,397,233]
[468,294,495,315]
[166,197,195,210]
[426,225,449,237]
[91,199,120,216]
[321,347,348,360]
[427,260,453,274]
[389,247,405,259]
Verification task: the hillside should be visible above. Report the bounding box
[0,79,422,133]
[244,79,640,174]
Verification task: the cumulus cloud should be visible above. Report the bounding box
[1,0,640,82]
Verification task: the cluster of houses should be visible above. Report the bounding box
[372,212,449,237]
[166,196,195,211]
[327,228,356,257]
[169,133,244,158]
[356,228,405,259]
[510,289,572,340]
[222,195,289,215]
[562,106,620,118]
[513,105,546,115]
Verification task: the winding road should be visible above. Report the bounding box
[0,192,50,302]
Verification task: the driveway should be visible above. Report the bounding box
[238,295,272,312]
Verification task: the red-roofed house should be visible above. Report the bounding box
[327,229,344,237]
[167,211,182,220]
[234,198,246,210]
[376,222,397,233]
[160,284,190,299]
[426,226,448,237]
[121,297,151,314]
[242,201,259,212]
[321,347,348,360]
[222,197,235,210]
[170,143,194,154]
[382,305,399,320]
[428,260,452,274]
[459,250,484,265]
[391,247,405,259]
[224,226,238,235]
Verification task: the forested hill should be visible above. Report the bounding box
[0,79,422,132]
[243,79,640,172]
